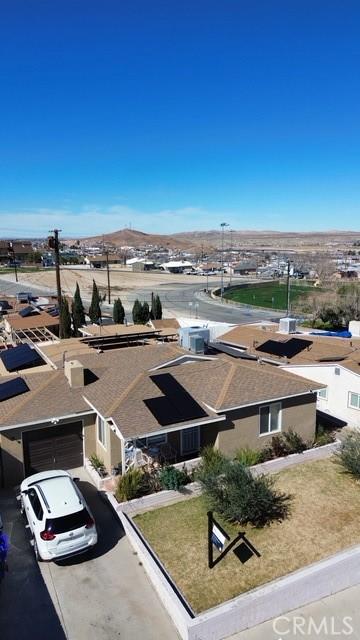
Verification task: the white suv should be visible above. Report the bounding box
[19,470,98,561]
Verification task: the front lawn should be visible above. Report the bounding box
[134,459,360,613]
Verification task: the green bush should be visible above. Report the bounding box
[197,446,228,480]
[270,434,289,458]
[89,453,106,474]
[335,431,360,478]
[200,460,291,527]
[234,447,262,466]
[314,425,336,447]
[282,429,307,454]
[159,466,189,490]
[115,468,144,502]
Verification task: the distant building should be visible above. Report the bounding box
[0,240,33,265]
[231,261,257,275]
[160,260,193,273]
[84,255,122,268]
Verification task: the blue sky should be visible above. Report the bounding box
[0,1,360,237]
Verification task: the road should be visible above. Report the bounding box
[0,274,282,325]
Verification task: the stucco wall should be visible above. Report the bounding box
[201,394,316,457]
[284,364,360,429]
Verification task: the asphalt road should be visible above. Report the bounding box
[0,275,282,325]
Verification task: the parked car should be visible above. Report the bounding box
[18,470,97,561]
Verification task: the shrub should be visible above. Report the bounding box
[282,429,307,454]
[235,447,262,466]
[197,446,228,480]
[89,453,106,475]
[314,425,336,447]
[335,431,360,479]
[200,461,291,527]
[115,468,144,502]
[159,466,189,490]
[270,434,289,458]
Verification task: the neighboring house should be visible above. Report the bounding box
[84,255,122,268]
[3,309,60,342]
[0,240,33,265]
[0,341,322,487]
[218,323,360,429]
[231,261,257,275]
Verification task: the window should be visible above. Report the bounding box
[259,403,281,435]
[348,392,360,410]
[97,415,106,448]
[137,434,167,448]
[28,489,43,520]
[335,367,341,376]
[317,387,328,400]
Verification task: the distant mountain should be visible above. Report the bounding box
[78,228,213,251]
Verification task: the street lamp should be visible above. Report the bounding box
[220,222,229,301]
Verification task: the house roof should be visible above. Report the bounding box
[151,319,180,330]
[0,342,322,435]
[79,323,156,338]
[218,324,360,366]
[5,310,60,330]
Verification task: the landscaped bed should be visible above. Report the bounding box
[134,458,360,613]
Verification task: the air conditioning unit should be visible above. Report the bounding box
[279,317,297,334]
[189,335,205,354]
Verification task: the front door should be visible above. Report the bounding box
[181,426,200,455]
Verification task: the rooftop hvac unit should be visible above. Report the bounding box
[279,317,297,334]
[349,320,360,337]
[189,335,205,354]
[178,327,210,350]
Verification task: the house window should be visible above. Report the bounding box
[259,403,282,435]
[97,415,107,448]
[317,387,328,400]
[348,392,360,410]
[137,433,167,449]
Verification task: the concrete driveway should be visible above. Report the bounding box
[0,478,178,640]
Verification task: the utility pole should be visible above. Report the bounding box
[48,229,62,333]
[220,222,229,301]
[286,259,291,317]
[7,242,18,283]
[105,249,111,304]
[229,230,235,287]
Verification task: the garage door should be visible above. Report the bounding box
[23,422,83,476]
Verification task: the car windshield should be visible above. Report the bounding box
[45,508,90,534]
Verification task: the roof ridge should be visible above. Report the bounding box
[214,361,237,410]
[2,370,60,422]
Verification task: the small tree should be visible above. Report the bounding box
[72,282,86,336]
[151,294,162,320]
[89,279,101,324]
[60,297,72,339]
[113,297,125,324]
[132,299,142,324]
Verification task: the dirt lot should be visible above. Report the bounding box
[0,267,220,297]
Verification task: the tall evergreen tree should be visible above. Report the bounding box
[89,279,101,324]
[132,299,142,324]
[113,297,125,324]
[60,297,72,339]
[72,282,86,336]
[153,295,162,319]
[141,301,150,324]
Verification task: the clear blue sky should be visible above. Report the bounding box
[1,0,360,237]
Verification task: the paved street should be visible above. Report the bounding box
[0,479,178,640]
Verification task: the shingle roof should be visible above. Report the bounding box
[0,342,322,435]
[219,325,360,365]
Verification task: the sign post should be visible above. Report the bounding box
[207,511,261,569]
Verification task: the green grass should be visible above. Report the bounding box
[134,459,360,612]
[224,282,319,309]
[0,266,46,273]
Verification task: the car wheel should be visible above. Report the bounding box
[33,539,42,562]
